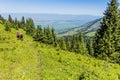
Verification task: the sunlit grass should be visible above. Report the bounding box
[0,23,120,80]
[85,32,96,37]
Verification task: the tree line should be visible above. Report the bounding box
[0,14,94,55]
[0,0,119,64]
[0,14,57,46]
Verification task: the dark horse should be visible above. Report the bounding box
[16,32,23,40]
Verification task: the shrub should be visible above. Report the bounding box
[110,52,120,64]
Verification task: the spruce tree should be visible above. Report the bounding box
[94,0,120,59]
[8,15,13,23]
[33,25,43,42]
[0,15,5,23]
[71,35,77,52]
[78,32,88,54]
[21,16,25,29]
[74,40,81,53]
[46,27,53,44]
[51,27,57,47]
[86,37,94,56]
[72,35,80,53]
[21,16,25,24]
[25,18,35,36]
[42,27,48,43]
[66,37,71,51]
[42,27,53,44]
[14,18,19,30]
[17,21,21,29]
[4,21,11,32]
[60,37,67,50]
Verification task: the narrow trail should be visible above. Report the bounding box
[36,50,42,80]
[0,25,42,80]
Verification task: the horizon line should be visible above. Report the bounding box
[0,12,103,17]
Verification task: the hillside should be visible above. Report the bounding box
[0,24,41,80]
[57,18,102,37]
[0,23,120,80]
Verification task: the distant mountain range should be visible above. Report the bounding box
[1,13,101,20]
[57,18,102,37]
[1,13,101,32]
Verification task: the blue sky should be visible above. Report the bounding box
[0,0,119,16]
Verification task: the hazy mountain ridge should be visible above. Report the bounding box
[1,13,101,20]
[1,13,101,32]
[57,18,102,37]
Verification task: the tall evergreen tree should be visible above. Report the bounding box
[18,21,21,29]
[74,40,81,53]
[4,21,11,32]
[46,27,53,44]
[86,37,94,56]
[71,35,77,52]
[0,15,5,23]
[42,27,53,44]
[42,27,48,43]
[14,18,19,30]
[72,35,80,53]
[66,37,71,51]
[78,32,88,54]
[25,18,35,36]
[33,25,43,41]
[8,15,13,23]
[51,27,57,47]
[21,16,25,24]
[21,16,25,29]
[60,37,67,50]
[94,0,120,60]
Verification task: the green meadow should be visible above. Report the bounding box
[0,23,120,80]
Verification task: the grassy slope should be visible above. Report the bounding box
[85,32,96,37]
[0,24,40,80]
[0,23,120,80]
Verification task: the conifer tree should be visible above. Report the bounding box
[71,35,77,52]
[46,27,53,44]
[33,25,43,41]
[4,21,11,32]
[78,32,88,54]
[74,40,81,53]
[86,37,94,56]
[42,27,48,43]
[21,16,25,29]
[18,21,21,29]
[72,35,80,53]
[14,18,19,30]
[0,15,5,23]
[21,16,25,24]
[8,15,13,23]
[94,0,120,59]
[42,27,53,44]
[60,37,67,50]
[25,18,35,36]
[66,37,71,51]
[51,27,57,47]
